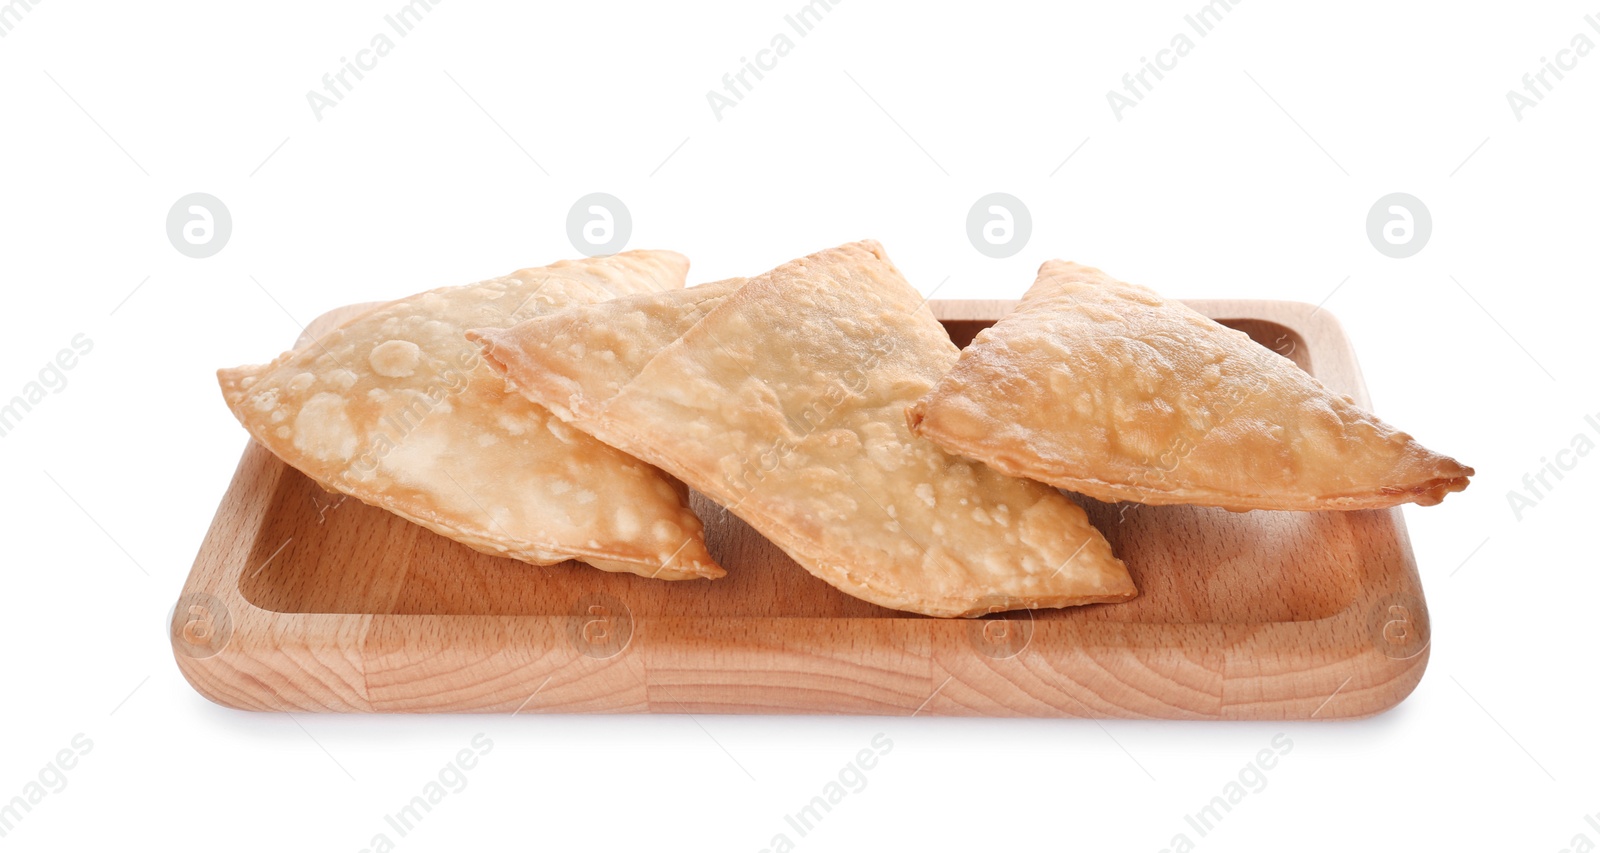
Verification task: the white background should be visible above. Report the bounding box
[1,0,1595,850]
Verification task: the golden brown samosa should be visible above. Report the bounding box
[907,260,1472,511]
[471,243,1136,617]
[218,251,723,580]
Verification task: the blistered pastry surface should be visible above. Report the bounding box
[477,243,1136,616]
[218,250,722,580]
[909,261,1472,511]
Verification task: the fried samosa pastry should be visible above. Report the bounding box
[477,277,745,425]
[218,251,723,580]
[907,261,1473,512]
[471,242,1136,617]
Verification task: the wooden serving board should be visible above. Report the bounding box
[172,299,1430,719]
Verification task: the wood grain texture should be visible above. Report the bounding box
[172,299,1430,718]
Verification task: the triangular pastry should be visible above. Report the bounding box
[497,277,746,424]
[471,243,1137,617]
[906,261,1473,512]
[218,251,723,580]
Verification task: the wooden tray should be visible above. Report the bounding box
[171,299,1430,719]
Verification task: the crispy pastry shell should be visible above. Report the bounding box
[472,243,1137,617]
[907,261,1472,512]
[218,251,723,580]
